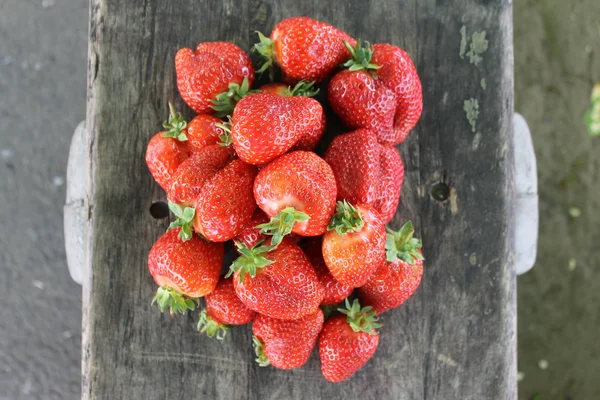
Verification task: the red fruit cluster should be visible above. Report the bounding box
[145,17,424,382]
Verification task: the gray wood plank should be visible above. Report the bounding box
[83,0,516,399]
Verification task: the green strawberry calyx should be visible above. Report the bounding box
[167,201,195,241]
[385,221,424,264]
[161,102,188,141]
[253,31,276,81]
[151,285,199,316]
[215,118,233,147]
[197,310,230,340]
[253,336,271,367]
[327,201,364,235]
[320,304,338,319]
[257,207,310,247]
[339,298,382,335]
[343,40,381,73]
[284,80,320,97]
[211,77,257,118]
[226,241,276,283]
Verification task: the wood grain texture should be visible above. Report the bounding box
[83,0,516,399]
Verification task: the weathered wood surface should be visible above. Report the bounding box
[83,0,516,399]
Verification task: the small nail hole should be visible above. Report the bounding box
[149,201,169,219]
[431,182,450,201]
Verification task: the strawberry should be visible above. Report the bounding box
[254,151,337,245]
[328,41,422,145]
[194,158,257,242]
[303,237,353,305]
[324,129,404,223]
[234,209,270,249]
[167,145,257,242]
[322,201,386,287]
[230,93,324,164]
[197,277,256,340]
[259,81,325,151]
[254,17,356,83]
[329,69,397,137]
[148,227,224,315]
[357,221,424,314]
[175,42,254,114]
[145,103,190,190]
[227,238,325,320]
[210,77,258,118]
[374,146,405,223]
[319,299,381,382]
[186,114,229,153]
[168,145,231,206]
[370,43,423,145]
[259,81,320,97]
[252,309,324,370]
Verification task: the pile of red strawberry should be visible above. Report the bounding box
[145,17,424,382]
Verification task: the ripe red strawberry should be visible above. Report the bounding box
[260,81,319,97]
[254,151,337,245]
[322,202,386,287]
[303,237,353,305]
[230,93,324,164]
[167,145,257,242]
[175,42,254,114]
[374,146,405,222]
[197,277,256,340]
[328,41,422,145]
[228,238,325,320]
[234,209,270,249]
[371,43,423,145]
[168,145,231,206]
[148,227,224,315]
[329,69,397,136]
[186,114,229,153]
[252,309,324,370]
[357,221,424,314]
[259,81,325,151]
[194,159,257,242]
[145,103,190,190]
[211,77,258,118]
[324,129,404,223]
[254,17,356,83]
[319,299,381,382]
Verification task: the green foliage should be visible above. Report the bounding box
[327,201,364,235]
[226,241,276,283]
[151,286,198,315]
[161,102,188,141]
[338,299,382,335]
[385,221,424,264]
[343,40,381,72]
[257,207,310,246]
[167,201,195,241]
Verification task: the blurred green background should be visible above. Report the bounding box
[515,0,600,398]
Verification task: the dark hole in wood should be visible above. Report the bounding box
[149,201,169,219]
[431,182,450,201]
